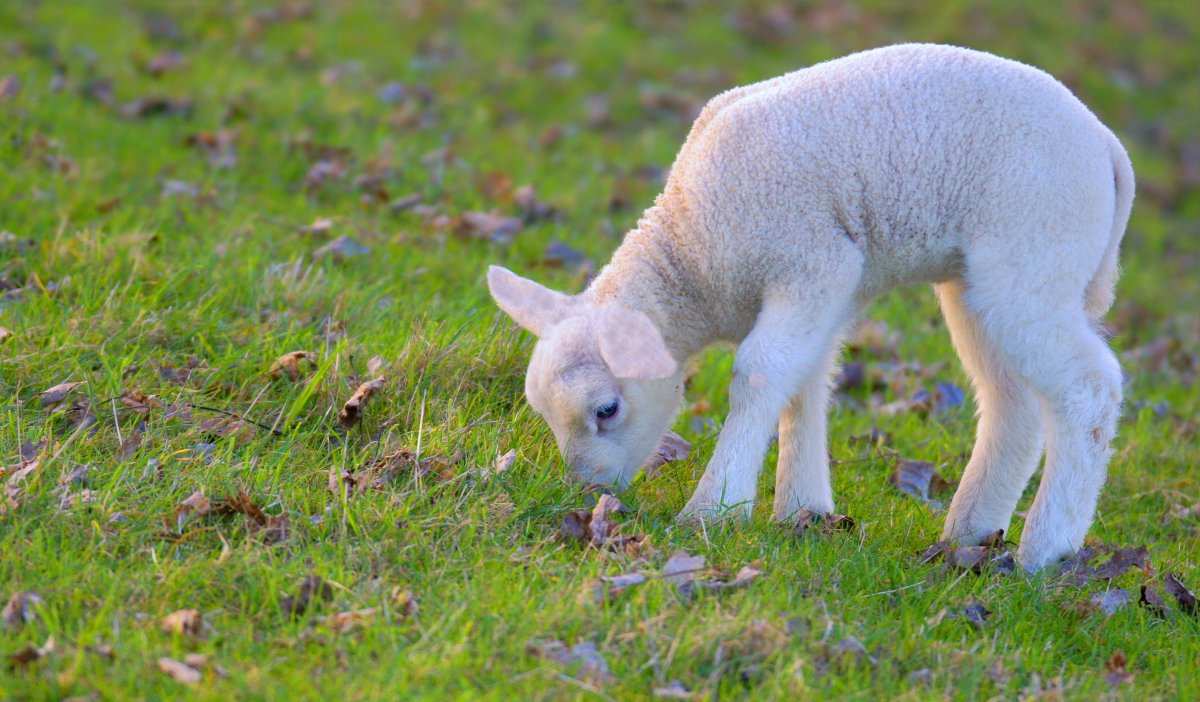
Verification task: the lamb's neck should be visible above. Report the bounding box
[587,214,715,363]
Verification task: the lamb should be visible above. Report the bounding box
[487,43,1135,571]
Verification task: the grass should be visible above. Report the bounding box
[1,1,1198,699]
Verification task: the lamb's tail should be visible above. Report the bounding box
[1085,130,1135,322]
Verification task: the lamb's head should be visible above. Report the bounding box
[487,266,683,487]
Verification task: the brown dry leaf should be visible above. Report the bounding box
[1164,573,1197,616]
[2,592,44,629]
[269,351,317,381]
[366,355,387,376]
[1059,544,1151,585]
[157,656,201,685]
[313,235,370,261]
[653,680,693,699]
[0,326,13,343]
[920,529,1014,575]
[197,417,255,441]
[390,588,419,617]
[514,184,556,222]
[2,459,41,514]
[484,448,517,479]
[526,639,613,683]
[212,491,288,543]
[1086,589,1132,617]
[175,490,211,531]
[1104,650,1134,688]
[1139,583,1169,616]
[584,572,648,605]
[117,421,146,462]
[281,575,334,618]
[890,458,956,502]
[333,448,460,494]
[160,609,208,638]
[120,389,159,415]
[662,550,706,588]
[339,377,386,427]
[456,211,522,244]
[7,637,53,671]
[40,381,82,408]
[559,494,641,550]
[791,509,856,538]
[120,96,193,119]
[642,430,691,478]
[540,240,592,273]
[322,608,377,634]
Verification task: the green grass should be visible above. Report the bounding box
[2,1,1198,699]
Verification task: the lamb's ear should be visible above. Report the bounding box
[596,305,676,380]
[487,266,575,336]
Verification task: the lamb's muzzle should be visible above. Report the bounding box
[487,43,1135,572]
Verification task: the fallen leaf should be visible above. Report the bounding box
[514,184,556,221]
[269,351,317,381]
[662,550,706,588]
[213,491,289,543]
[1139,583,1169,616]
[2,592,44,629]
[559,494,641,549]
[366,355,387,376]
[40,381,82,407]
[117,421,145,462]
[1164,573,1197,616]
[653,680,693,699]
[642,430,691,478]
[120,389,159,415]
[321,607,377,634]
[0,326,13,343]
[160,609,208,638]
[485,448,516,479]
[456,211,522,244]
[313,235,370,261]
[1087,589,1132,617]
[826,636,877,667]
[157,656,201,684]
[1059,544,1151,585]
[121,96,193,119]
[1104,650,1134,688]
[7,637,53,671]
[920,530,1013,574]
[175,490,211,531]
[339,377,385,427]
[281,575,334,618]
[527,639,613,683]
[891,458,955,502]
[957,597,991,630]
[586,572,648,604]
[790,509,856,537]
[332,448,460,494]
[541,240,592,272]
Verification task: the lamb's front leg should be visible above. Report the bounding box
[773,344,841,520]
[679,299,850,522]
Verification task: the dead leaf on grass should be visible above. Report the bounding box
[269,351,317,381]
[891,458,956,502]
[559,494,643,550]
[0,326,13,343]
[456,211,522,244]
[1164,573,1197,616]
[330,448,461,495]
[161,609,208,638]
[1083,589,1132,617]
[1139,583,1169,616]
[920,530,1014,575]
[120,389,159,415]
[7,637,53,671]
[642,430,691,478]
[320,608,377,634]
[790,509,856,538]
[157,656,202,684]
[339,377,385,426]
[313,235,370,261]
[584,572,648,605]
[527,639,613,683]
[214,491,289,543]
[40,381,82,408]
[175,490,211,531]
[653,680,693,699]
[2,592,44,629]
[1104,650,1134,688]
[1059,545,1150,585]
[281,575,334,618]
[481,448,516,480]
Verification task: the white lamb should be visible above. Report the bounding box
[487,43,1135,570]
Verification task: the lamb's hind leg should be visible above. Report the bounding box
[937,281,1044,544]
[959,286,1122,570]
[772,342,842,520]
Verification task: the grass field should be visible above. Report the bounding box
[2,1,1198,699]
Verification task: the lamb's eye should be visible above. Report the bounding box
[596,401,619,420]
